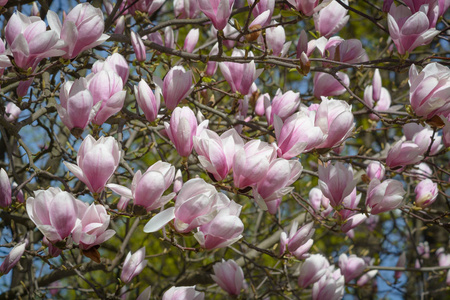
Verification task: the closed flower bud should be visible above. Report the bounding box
[183,28,199,53]
[338,254,367,282]
[156,66,194,110]
[314,0,349,38]
[0,241,27,275]
[162,286,204,300]
[415,179,438,208]
[0,168,11,208]
[121,247,148,283]
[131,31,146,62]
[366,161,385,181]
[134,79,161,122]
[211,259,244,296]
[313,72,349,98]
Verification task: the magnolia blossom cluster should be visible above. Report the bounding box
[297,253,369,299]
[26,187,115,257]
[143,178,244,250]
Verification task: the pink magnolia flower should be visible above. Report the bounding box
[194,128,244,181]
[0,168,11,208]
[142,178,228,234]
[108,161,175,212]
[265,89,300,125]
[155,66,194,110]
[263,21,292,57]
[0,0,8,6]
[114,16,125,34]
[325,39,368,65]
[339,188,362,220]
[56,78,98,136]
[121,247,148,283]
[137,286,152,300]
[48,3,109,59]
[162,286,204,300]
[173,179,229,233]
[64,135,121,194]
[366,161,385,181]
[341,213,368,233]
[233,140,276,189]
[173,169,183,194]
[415,179,438,208]
[357,269,378,286]
[366,179,406,214]
[211,259,244,296]
[183,28,199,53]
[308,187,333,217]
[287,0,325,16]
[4,102,21,122]
[5,12,65,70]
[174,0,201,19]
[134,79,161,122]
[198,0,235,30]
[0,241,26,275]
[408,63,450,119]
[219,49,263,95]
[313,0,349,38]
[386,139,424,169]
[248,0,275,25]
[205,43,219,76]
[165,107,208,157]
[312,267,345,300]
[318,162,356,208]
[403,123,442,155]
[255,93,269,116]
[72,202,116,250]
[126,0,165,16]
[338,254,367,282]
[387,3,440,55]
[312,97,355,149]
[364,69,392,120]
[87,70,126,125]
[26,187,78,242]
[274,112,324,159]
[253,159,303,214]
[298,254,330,287]
[131,31,146,62]
[194,200,244,249]
[280,221,315,259]
[313,72,349,98]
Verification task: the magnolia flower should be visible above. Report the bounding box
[162,286,204,300]
[72,202,116,250]
[48,3,109,59]
[64,135,121,194]
[0,241,27,275]
[26,187,78,242]
[366,179,406,214]
[408,63,450,119]
[211,259,244,296]
[318,162,356,208]
[121,247,148,283]
[388,3,440,55]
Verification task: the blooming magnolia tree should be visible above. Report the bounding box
[0,0,449,299]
